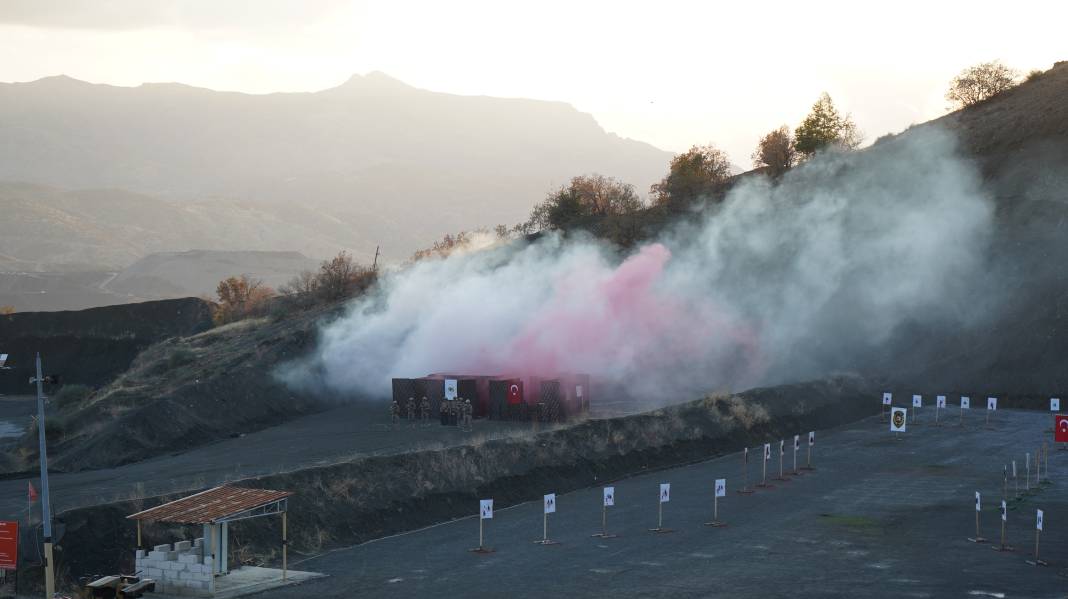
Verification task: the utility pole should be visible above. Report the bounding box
[33,353,55,598]
[372,245,380,272]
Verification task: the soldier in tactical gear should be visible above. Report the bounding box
[439,397,449,426]
[406,396,416,428]
[390,398,400,429]
[464,398,473,431]
[420,396,430,427]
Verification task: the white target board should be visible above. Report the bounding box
[1051,398,1060,411]
[890,407,907,432]
[1037,509,1044,531]
[763,443,771,459]
[603,486,614,507]
[808,431,815,446]
[543,493,556,514]
[715,478,726,497]
[975,491,981,512]
[882,392,892,405]
[936,396,946,408]
[987,397,998,411]
[659,483,670,503]
[961,396,971,409]
[444,379,458,400]
[480,499,493,519]
[912,395,922,408]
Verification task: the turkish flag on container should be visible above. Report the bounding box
[507,381,523,405]
[1055,414,1068,442]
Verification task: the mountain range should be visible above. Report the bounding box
[0,72,672,268]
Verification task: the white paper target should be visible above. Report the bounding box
[480,499,493,519]
[603,487,614,507]
[659,483,670,503]
[543,493,556,514]
[715,478,726,498]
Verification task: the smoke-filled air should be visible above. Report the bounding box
[287,127,995,402]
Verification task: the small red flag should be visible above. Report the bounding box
[28,482,38,503]
[507,381,523,405]
[1055,414,1068,443]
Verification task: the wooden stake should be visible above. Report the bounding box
[282,512,287,581]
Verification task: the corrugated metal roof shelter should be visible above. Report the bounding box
[128,486,292,525]
[127,485,294,584]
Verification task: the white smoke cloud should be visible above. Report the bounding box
[285,126,994,404]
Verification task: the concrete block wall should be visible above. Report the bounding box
[135,537,215,597]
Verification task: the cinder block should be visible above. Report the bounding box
[145,568,163,579]
[174,540,192,552]
[203,556,213,568]
[135,549,146,559]
[163,551,177,561]
[178,554,199,564]
[194,537,204,547]
[146,551,165,560]
[153,543,171,552]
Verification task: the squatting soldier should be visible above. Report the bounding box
[440,397,449,426]
[420,396,430,426]
[464,398,473,431]
[406,396,416,427]
[390,398,400,429]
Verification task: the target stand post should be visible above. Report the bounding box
[968,493,987,543]
[1042,444,1050,486]
[704,494,727,528]
[737,449,754,495]
[1026,529,1048,566]
[469,515,495,554]
[648,498,675,534]
[591,504,618,539]
[772,442,790,482]
[533,510,561,545]
[992,520,1014,552]
[755,449,775,489]
[791,440,801,476]
[800,432,816,471]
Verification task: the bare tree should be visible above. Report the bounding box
[316,251,375,301]
[751,125,796,177]
[946,61,1018,108]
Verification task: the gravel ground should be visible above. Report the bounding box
[257,408,1068,598]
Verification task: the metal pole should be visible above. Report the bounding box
[137,520,142,549]
[282,512,287,581]
[975,510,980,539]
[713,495,718,522]
[35,353,55,599]
[543,511,547,542]
[601,506,606,536]
[762,454,767,485]
[658,501,663,529]
[807,443,812,468]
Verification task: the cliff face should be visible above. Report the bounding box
[0,297,213,394]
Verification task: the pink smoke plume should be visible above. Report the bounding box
[468,242,765,387]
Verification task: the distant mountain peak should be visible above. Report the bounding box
[333,71,415,93]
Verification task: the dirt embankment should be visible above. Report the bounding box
[0,297,213,395]
[34,302,347,474]
[49,375,876,585]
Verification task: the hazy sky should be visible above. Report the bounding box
[1,0,1064,165]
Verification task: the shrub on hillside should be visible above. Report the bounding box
[751,125,796,177]
[279,251,378,310]
[650,145,732,210]
[212,274,275,325]
[519,174,644,233]
[794,93,862,158]
[946,60,1018,108]
[53,384,92,410]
